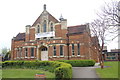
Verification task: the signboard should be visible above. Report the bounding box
[35,31,55,38]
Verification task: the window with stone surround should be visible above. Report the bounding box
[43,20,47,32]
[37,25,40,33]
[60,45,63,56]
[72,44,75,55]
[77,43,80,55]
[50,23,53,31]
[31,48,34,57]
[53,46,56,56]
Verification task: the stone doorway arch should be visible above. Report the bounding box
[39,46,48,61]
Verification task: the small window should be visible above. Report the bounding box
[41,47,48,51]
[72,44,75,55]
[37,25,40,33]
[37,38,40,40]
[43,37,47,39]
[60,45,63,56]
[53,46,56,56]
[50,23,53,31]
[77,43,80,55]
[31,48,34,57]
[50,37,53,39]
[43,20,47,32]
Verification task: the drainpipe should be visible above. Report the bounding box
[66,33,70,60]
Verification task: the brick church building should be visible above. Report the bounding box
[11,4,99,62]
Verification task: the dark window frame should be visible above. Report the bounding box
[77,43,80,55]
[72,44,75,55]
[53,46,56,56]
[43,20,47,32]
[60,45,63,56]
[31,48,34,57]
[50,23,53,31]
[37,25,40,33]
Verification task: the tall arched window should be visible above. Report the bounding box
[50,23,53,31]
[37,25,40,33]
[43,20,47,32]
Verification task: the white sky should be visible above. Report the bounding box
[0,0,119,51]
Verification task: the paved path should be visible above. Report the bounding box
[72,67,99,78]
[72,63,100,79]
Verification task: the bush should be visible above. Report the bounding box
[57,60,95,67]
[2,60,72,79]
[55,62,72,79]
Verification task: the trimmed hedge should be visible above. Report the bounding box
[2,60,72,79]
[57,60,95,67]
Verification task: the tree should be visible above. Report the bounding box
[4,50,11,61]
[101,1,119,26]
[1,47,8,58]
[1,47,10,61]
[89,1,120,68]
[100,1,120,40]
[90,18,112,68]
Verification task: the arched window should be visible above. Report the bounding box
[43,20,47,32]
[37,25,40,33]
[50,23,53,31]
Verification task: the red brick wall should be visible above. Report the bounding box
[29,28,35,40]
[25,34,30,41]
[55,24,67,39]
[55,24,62,37]
[11,24,99,62]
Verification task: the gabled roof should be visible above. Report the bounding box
[67,25,87,35]
[32,11,59,26]
[14,33,25,41]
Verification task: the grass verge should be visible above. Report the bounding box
[96,61,118,78]
[2,69,55,78]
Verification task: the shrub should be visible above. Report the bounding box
[55,62,72,79]
[57,60,95,67]
[2,60,72,79]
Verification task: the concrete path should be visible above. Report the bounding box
[72,63,100,79]
[72,67,99,78]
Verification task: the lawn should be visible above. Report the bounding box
[2,69,55,78]
[96,61,118,78]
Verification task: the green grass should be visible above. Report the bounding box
[96,61,118,78]
[2,69,55,78]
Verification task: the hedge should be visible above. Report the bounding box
[2,60,72,79]
[57,60,95,67]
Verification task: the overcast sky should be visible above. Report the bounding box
[0,0,119,51]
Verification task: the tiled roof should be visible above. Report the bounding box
[14,33,25,41]
[68,25,87,35]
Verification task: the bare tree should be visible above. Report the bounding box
[89,1,120,68]
[90,17,111,68]
[101,1,119,25]
[100,1,120,40]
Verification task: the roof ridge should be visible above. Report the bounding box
[68,24,86,27]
